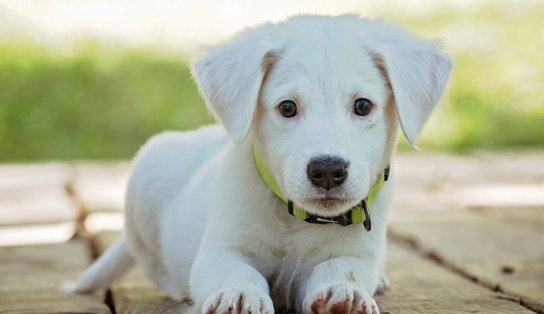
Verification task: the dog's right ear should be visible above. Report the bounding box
[192,33,276,144]
[368,23,452,145]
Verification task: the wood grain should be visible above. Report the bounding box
[94,232,191,314]
[74,162,131,213]
[0,164,76,227]
[390,209,544,313]
[0,239,110,313]
[94,231,533,313]
[377,242,534,313]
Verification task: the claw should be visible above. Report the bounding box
[305,283,380,314]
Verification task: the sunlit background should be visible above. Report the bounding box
[1,0,543,161]
[1,1,544,247]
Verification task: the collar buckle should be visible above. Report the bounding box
[361,200,371,231]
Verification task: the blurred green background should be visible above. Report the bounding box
[1,1,543,161]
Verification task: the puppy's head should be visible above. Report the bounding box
[193,15,452,216]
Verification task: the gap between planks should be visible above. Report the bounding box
[64,170,118,314]
[387,229,540,313]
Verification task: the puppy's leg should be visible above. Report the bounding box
[191,247,274,314]
[374,241,389,296]
[300,257,380,314]
[374,275,390,296]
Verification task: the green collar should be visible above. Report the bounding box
[254,148,389,230]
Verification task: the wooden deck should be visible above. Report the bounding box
[1,151,543,313]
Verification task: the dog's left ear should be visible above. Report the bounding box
[372,39,452,145]
[192,33,276,144]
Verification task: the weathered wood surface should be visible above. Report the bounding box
[93,231,534,314]
[0,163,76,227]
[376,242,533,313]
[391,151,544,212]
[94,232,191,314]
[0,164,77,246]
[388,151,544,312]
[1,151,543,313]
[0,239,110,314]
[73,163,129,234]
[389,209,544,313]
[73,162,130,213]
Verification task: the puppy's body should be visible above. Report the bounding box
[116,127,392,309]
[76,15,451,314]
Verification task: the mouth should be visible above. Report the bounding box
[303,195,359,211]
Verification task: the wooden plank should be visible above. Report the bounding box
[395,151,544,188]
[74,162,131,213]
[469,151,544,183]
[0,163,78,246]
[73,162,129,235]
[94,232,190,314]
[94,232,531,313]
[85,212,125,234]
[376,242,533,313]
[390,209,544,313]
[0,188,77,226]
[0,164,76,227]
[0,163,72,191]
[0,222,76,247]
[0,239,110,313]
[392,151,544,212]
[469,206,544,229]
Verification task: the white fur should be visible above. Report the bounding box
[75,15,451,314]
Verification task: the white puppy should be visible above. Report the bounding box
[75,15,451,314]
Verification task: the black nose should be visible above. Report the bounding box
[307,156,349,190]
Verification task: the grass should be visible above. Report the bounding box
[1,3,543,161]
[0,45,212,161]
[393,3,544,151]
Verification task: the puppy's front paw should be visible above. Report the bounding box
[202,287,274,314]
[303,282,379,314]
[374,275,390,296]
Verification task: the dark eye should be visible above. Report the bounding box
[353,98,374,116]
[278,100,297,118]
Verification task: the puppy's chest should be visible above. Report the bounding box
[264,228,336,310]
[250,227,308,271]
[265,225,336,274]
[251,212,362,283]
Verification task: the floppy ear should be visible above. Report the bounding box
[373,42,452,145]
[192,33,276,144]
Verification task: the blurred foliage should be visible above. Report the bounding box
[0,45,212,161]
[1,3,543,161]
[395,3,544,151]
